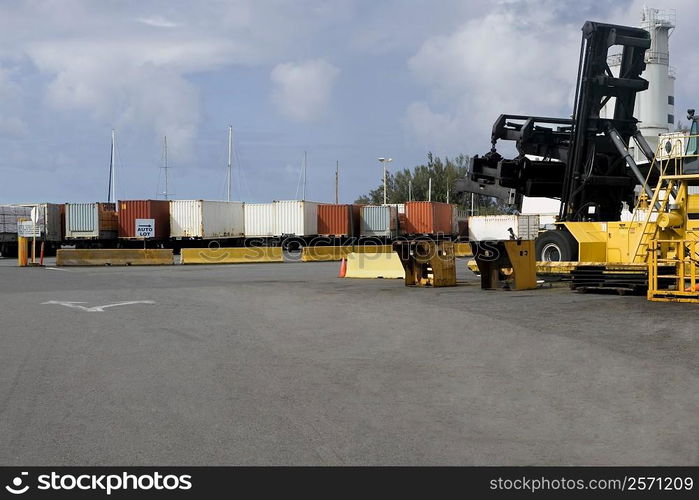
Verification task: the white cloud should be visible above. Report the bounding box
[270,59,339,122]
[403,1,594,154]
[137,16,181,29]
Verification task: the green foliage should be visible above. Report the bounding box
[354,152,510,214]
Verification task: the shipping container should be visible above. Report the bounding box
[0,205,32,242]
[65,203,118,239]
[360,205,398,238]
[274,200,320,237]
[170,200,244,239]
[317,204,360,237]
[404,201,453,235]
[452,207,469,237]
[14,203,63,241]
[118,200,170,239]
[468,215,540,241]
[244,203,275,237]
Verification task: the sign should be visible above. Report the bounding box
[18,220,40,237]
[135,219,155,239]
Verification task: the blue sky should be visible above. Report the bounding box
[0,0,696,204]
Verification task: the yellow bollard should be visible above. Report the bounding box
[17,237,28,267]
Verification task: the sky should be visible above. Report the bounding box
[0,0,697,204]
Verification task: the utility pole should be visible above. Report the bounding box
[227,125,233,202]
[378,157,392,204]
[428,177,432,202]
[446,178,450,204]
[335,161,339,204]
[409,180,412,202]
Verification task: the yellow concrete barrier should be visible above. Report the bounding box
[301,246,353,262]
[57,249,173,266]
[344,251,405,279]
[353,245,393,253]
[454,242,473,257]
[180,246,283,264]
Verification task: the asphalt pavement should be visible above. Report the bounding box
[0,258,697,465]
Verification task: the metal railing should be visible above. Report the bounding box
[648,239,699,302]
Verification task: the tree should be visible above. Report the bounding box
[354,152,510,214]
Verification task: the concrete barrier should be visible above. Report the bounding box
[301,246,353,262]
[57,249,174,266]
[180,246,283,264]
[353,245,393,253]
[344,251,405,279]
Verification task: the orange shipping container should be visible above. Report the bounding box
[317,204,360,237]
[404,201,453,235]
[118,200,170,239]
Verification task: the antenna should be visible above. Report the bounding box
[227,126,233,202]
[335,161,339,204]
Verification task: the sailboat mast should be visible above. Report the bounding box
[111,129,116,207]
[227,126,232,202]
[163,136,169,200]
[303,151,307,200]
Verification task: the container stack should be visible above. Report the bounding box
[118,200,170,239]
[273,200,319,237]
[244,203,275,237]
[403,201,453,235]
[170,200,244,239]
[65,202,118,240]
[360,205,398,238]
[317,204,360,237]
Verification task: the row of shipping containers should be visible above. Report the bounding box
[4,200,469,242]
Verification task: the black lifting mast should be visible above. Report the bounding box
[456,21,657,222]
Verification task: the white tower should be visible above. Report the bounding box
[601,7,675,162]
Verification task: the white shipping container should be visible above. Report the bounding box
[16,203,62,241]
[468,215,540,241]
[244,203,275,237]
[169,200,244,239]
[0,205,32,234]
[273,200,320,236]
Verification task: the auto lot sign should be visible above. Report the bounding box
[135,219,155,239]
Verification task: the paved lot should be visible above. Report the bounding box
[0,257,697,465]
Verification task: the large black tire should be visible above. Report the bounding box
[535,230,578,262]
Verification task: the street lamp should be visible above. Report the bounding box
[378,157,392,205]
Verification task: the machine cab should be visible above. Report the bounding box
[683,109,699,173]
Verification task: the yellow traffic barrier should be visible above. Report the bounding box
[301,246,353,262]
[343,251,405,279]
[352,245,393,253]
[454,242,473,257]
[180,246,283,264]
[57,249,174,266]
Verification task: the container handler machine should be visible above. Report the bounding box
[456,20,699,301]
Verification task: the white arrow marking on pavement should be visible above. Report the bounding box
[42,300,155,312]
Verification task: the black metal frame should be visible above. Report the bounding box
[457,21,654,222]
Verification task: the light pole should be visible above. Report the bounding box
[378,157,392,204]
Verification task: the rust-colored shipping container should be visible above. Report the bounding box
[404,201,454,235]
[118,199,170,239]
[317,204,360,237]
